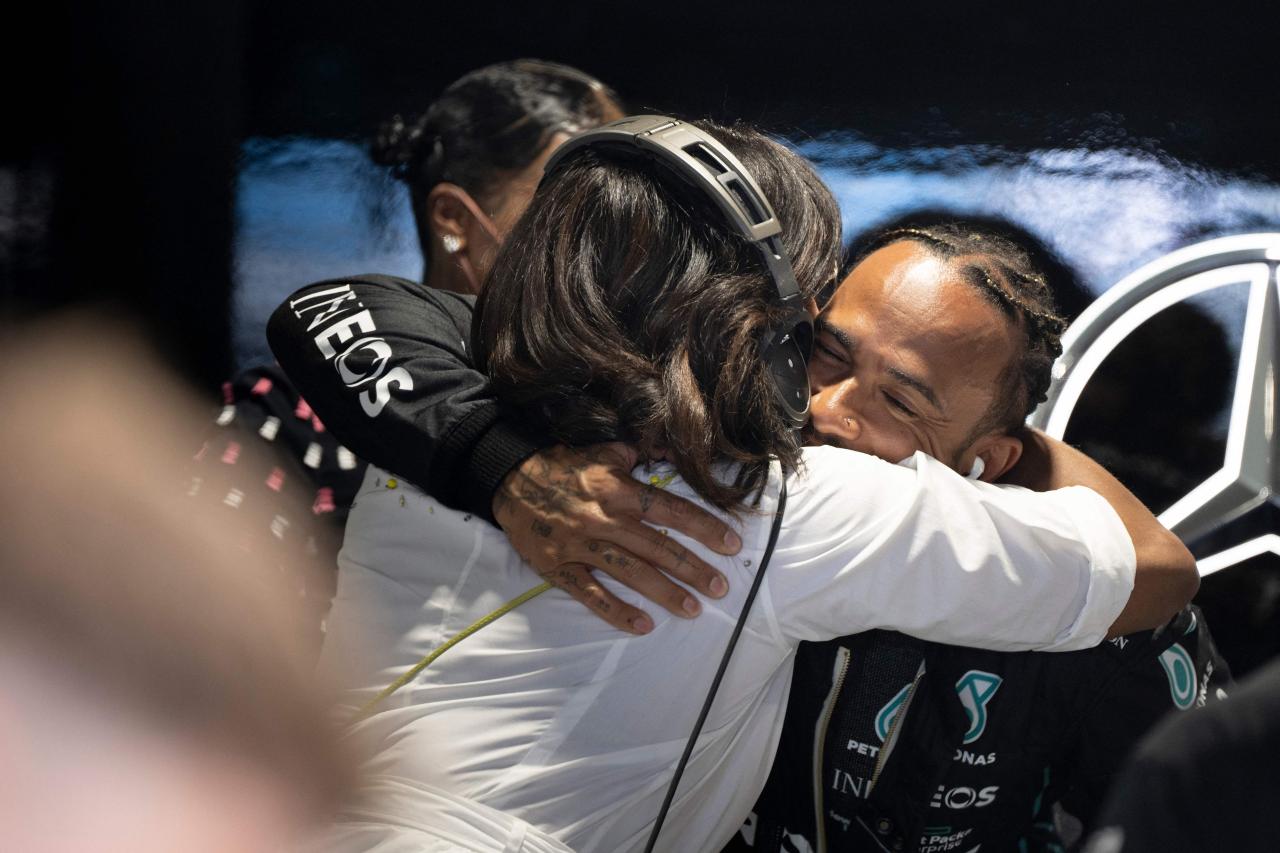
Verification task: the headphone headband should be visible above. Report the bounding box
[542,115,812,427]
[543,115,804,305]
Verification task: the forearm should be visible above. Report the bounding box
[267,276,545,519]
[1002,428,1198,634]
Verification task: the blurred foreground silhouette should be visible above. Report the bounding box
[0,315,351,853]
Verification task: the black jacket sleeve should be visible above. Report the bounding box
[1053,605,1232,841]
[266,274,546,522]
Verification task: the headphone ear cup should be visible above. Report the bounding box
[762,329,810,427]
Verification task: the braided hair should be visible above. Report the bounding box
[849,219,1070,437]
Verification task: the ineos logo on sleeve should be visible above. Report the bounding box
[291,283,416,417]
[335,337,393,387]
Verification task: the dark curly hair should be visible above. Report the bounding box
[372,59,622,261]
[848,218,1070,437]
[475,120,841,510]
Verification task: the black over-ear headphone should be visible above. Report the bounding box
[542,115,813,429]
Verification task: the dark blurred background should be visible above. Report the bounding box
[4,0,1277,672]
[9,0,1280,378]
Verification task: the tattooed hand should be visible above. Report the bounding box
[493,442,741,634]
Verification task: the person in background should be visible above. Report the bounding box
[375,58,624,294]
[188,60,643,637]
[1083,655,1274,853]
[0,318,349,853]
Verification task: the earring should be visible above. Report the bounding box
[441,234,463,254]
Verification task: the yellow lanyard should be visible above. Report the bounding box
[355,467,677,721]
[354,581,553,721]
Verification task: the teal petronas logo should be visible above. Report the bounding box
[874,684,913,742]
[873,671,1002,745]
[955,671,1002,744]
[1159,643,1197,710]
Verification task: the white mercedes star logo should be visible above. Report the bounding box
[1030,233,1279,576]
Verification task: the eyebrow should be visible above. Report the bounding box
[815,316,945,415]
[886,366,944,413]
[815,316,856,351]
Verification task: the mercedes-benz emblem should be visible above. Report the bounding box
[1029,234,1279,577]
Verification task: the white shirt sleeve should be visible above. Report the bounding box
[765,446,1136,652]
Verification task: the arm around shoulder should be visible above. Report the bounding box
[767,447,1141,651]
[999,429,1198,636]
[267,276,545,519]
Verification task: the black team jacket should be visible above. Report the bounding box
[729,608,1228,853]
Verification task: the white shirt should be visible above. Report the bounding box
[318,446,1135,852]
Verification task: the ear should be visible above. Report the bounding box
[426,183,471,250]
[967,432,1023,483]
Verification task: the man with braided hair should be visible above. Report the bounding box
[734,221,1230,853]
[804,221,1072,485]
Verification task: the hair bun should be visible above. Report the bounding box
[371,114,421,171]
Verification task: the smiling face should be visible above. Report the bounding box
[806,240,1026,478]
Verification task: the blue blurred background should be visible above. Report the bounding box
[234,133,1276,369]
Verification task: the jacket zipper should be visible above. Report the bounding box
[813,646,852,853]
[868,660,926,794]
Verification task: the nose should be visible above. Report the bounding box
[816,411,861,446]
[811,378,863,447]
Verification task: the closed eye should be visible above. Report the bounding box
[884,392,916,417]
[815,337,845,363]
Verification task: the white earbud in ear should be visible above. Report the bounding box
[441,234,463,254]
[967,457,986,480]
